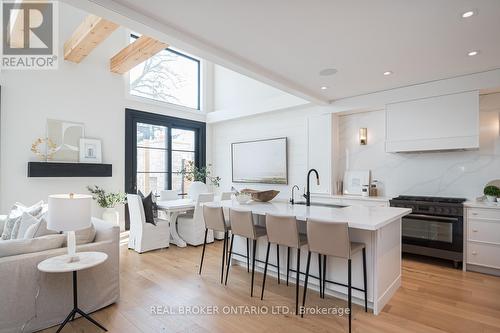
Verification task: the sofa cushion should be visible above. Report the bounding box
[0,234,65,258]
[62,223,96,246]
[24,217,59,239]
[1,201,44,240]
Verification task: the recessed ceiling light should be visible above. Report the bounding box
[320,86,328,90]
[383,71,393,76]
[319,68,338,76]
[461,10,475,18]
[468,50,479,56]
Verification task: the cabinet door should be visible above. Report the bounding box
[307,114,331,194]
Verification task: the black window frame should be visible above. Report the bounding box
[125,108,206,196]
[129,34,201,110]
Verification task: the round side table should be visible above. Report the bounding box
[38,251,108,332]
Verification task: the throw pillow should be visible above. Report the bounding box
[23,217,59,239]
[1,201,44,240]
[138,191,156,225]
[15,212,40,239]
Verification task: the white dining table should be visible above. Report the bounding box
[157,199,195,247]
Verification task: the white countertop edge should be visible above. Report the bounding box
[464,201,500,209]
[311,193,392,202]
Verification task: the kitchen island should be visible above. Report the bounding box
[220,200,411,315]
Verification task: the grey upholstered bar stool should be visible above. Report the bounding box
[261,213,307,315]
[225,208,267,296]
[199,204,231,284]
[301,219,367,333]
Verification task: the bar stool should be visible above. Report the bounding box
[225,208,267,296]
[199,204,231,284]
[301,219,367,333]
[261,213,307,315]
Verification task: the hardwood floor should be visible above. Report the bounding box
[39,237,500,333]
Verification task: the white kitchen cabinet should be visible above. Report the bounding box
[386,91,479,152]
[464,204,500,275]
[307,113,332,194]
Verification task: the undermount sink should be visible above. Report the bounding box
[293,201,346,208]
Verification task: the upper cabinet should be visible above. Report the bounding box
[385,91,479,152]
[307,113,332,194]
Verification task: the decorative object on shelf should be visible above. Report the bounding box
[87,185,125,225]
[79,138,102,163]
[31,137,57,161]
[180,160,221,187]
[240,189,280,202]
[47,193,92,262]
[359,127,368,145]
[343,170,371,195]
[483,185,500,202]
[47,119,85,162]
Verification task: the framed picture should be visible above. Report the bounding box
[231,137,288,184]
[79,138,102,163]
[47,119,85,162]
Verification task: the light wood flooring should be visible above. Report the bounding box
[39,236,500,333]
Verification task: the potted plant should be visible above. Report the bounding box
[180,161,221,198]
[87,185,126,225]
[483,185,500,202]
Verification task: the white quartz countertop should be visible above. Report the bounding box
[464,200,500,209]
[220,200,411,231]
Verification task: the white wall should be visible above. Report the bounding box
[336,93,500,199]
[0,3,205,225]
[211,104,329,200]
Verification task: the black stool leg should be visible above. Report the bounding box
[295,248,301,315]
[261,242,271,300]
[199,228,208,275]
[348,259,352,333]
[301,251,311,318]
[286,247,290,286]
[362,247,368,312]
[318,253,322,298]
[225,234,234,285]
[322,255,327,298]
[246,238,250,273]
[251,239,257,297]
[221,231,227,284]
[276,244,280,284]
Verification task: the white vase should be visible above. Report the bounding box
[187,181,209,199]
[486,195,497,202]
[102,207,119,225]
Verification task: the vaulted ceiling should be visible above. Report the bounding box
[78,0,500,104]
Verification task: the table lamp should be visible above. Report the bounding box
[48,193,92,262]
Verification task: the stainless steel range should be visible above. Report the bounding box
[390,195,466,268]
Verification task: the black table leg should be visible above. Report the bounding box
[56,271,107,333]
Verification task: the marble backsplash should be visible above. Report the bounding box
[336,93,500,200]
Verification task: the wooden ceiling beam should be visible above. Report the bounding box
[64,15,118,63]
[110,36,168,74]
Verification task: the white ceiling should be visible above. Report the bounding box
[100,0,500,103]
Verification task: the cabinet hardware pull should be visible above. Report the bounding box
[472,229,478,232]
[472,251,477,255]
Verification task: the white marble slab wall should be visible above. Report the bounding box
[336,93,500,199]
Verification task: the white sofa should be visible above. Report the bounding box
[0,216,120,333]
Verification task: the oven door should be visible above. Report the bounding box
[402,213,463,252]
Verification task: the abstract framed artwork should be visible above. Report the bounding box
[46,119,85,162]
[231,137,288,184]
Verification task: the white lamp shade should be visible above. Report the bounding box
[47,194,92,231]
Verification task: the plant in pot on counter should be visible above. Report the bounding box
[483,185,500,202]
[87,185,126,225]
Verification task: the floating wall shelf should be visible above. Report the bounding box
[27,162,112,177]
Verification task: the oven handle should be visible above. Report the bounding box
[405,213,459,222]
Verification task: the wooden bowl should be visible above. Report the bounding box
[240,189,280,202]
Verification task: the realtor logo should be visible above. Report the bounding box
[1,1,58,69]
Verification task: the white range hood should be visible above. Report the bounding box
[385,91,479,152]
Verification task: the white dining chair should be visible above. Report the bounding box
[127,194,170,253]
[177,193,215,246]
[160,190,179,201]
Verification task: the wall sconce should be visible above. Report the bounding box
[359,128,367,145]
